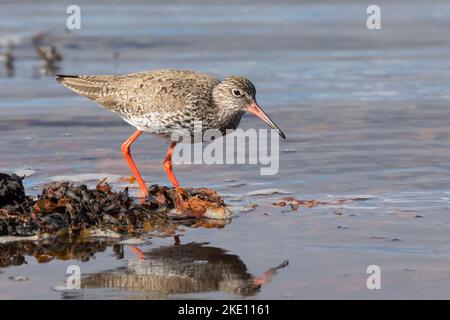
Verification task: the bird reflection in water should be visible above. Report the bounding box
[0,237,288,299]
[79,241,289,299]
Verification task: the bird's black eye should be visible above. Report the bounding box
[232,89,242,97]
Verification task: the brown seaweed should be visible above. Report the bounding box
[0,173,231,239]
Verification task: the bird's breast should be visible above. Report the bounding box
[121,106,244,142]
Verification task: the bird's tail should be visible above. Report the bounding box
[56,74,112,99]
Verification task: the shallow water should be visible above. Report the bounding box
[0,0,450,299]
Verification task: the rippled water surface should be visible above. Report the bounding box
[0,0,449,299]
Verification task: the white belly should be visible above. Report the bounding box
[122,111,187,138]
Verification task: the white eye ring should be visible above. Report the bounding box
[232,89,242,97]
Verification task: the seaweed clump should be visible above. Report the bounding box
[0,173,231,239]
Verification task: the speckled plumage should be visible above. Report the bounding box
[56,69,285,193]
[56,69,258,138]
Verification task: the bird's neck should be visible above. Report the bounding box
[216,108,244,133]
[211,87,244,133]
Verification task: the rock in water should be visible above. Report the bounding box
[0,173,27,207]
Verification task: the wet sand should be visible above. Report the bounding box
[1,0,450,299]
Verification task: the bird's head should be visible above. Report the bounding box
[213,76,286,139]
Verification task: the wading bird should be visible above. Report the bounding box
[57,69,285,195]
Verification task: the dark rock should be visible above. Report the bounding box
[0,173,27,207]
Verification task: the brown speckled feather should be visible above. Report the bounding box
[57,69,226,137]
[57,69,219,116]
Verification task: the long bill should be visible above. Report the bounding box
[248,103,286,139]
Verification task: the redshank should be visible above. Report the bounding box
[56,69,285,195]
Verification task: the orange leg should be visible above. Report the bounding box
[163,142,180,187]
[121,130,148,196]
[129,246,145,262]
